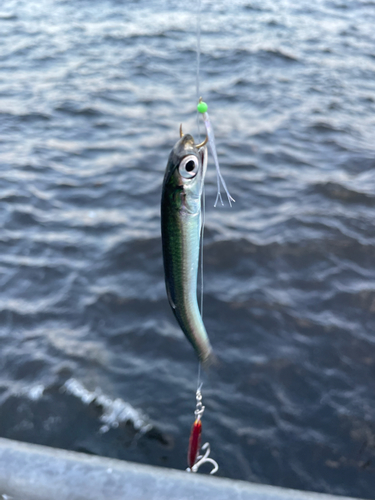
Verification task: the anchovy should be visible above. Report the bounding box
[161,133,213,367]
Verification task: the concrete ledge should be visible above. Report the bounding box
[0,438,364,500]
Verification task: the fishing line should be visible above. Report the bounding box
[162,0,226,476]
[197,186,204,391]
[187,0,218,476]
[187,0,232,475]
[196,0,203,392]
[196,0,201,106]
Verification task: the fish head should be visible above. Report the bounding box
[162,134,207,213]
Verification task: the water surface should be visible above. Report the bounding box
[0,0,375,498]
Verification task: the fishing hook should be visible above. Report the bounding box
[195,135,208,149]
[187,443,219,475]
[186,385,219,475]
[179,124,208,149]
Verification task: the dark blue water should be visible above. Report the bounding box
[1,0,375,497]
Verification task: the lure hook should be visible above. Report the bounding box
[195,135,208,149]
[179,124,208,149]
[186,386,219,475]
[187,442,219,475]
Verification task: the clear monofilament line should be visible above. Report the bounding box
[200,186,205,318]
[196,0,201,102]
[196,0,202,390]
[197,184,205,390]
[196,0,202,140]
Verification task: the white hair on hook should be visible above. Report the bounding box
[201,111,235,207]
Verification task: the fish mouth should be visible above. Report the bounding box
[179,134,195,152]
[179,134,206,156]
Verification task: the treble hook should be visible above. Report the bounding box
[179,124,208,149]
[187,442,219,475]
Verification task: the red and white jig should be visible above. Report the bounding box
[186,386,219,474]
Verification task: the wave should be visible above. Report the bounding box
[54,102,104,117]
[62,378,152,434]
[0,13,17,20]
[312,181,375,205]
[243,3,270,11]
[0,111,50,122]
[308,121,349,133]
[258,48,299,62]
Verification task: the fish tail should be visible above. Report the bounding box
[200,350,218,371]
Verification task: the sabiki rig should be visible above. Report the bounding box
[161,98,234,367]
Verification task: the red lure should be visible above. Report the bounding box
[186,387,218,474]
[188,418,202,469]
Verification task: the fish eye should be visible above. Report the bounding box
[179,155,199,179]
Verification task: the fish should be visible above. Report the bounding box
[161,132,213,367]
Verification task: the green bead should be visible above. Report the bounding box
[197,101,208,113]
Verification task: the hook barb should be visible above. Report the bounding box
[179,123,208,148]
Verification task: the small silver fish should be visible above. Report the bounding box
[161,132,213,367]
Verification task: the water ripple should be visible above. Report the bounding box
[0,0,374,497]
